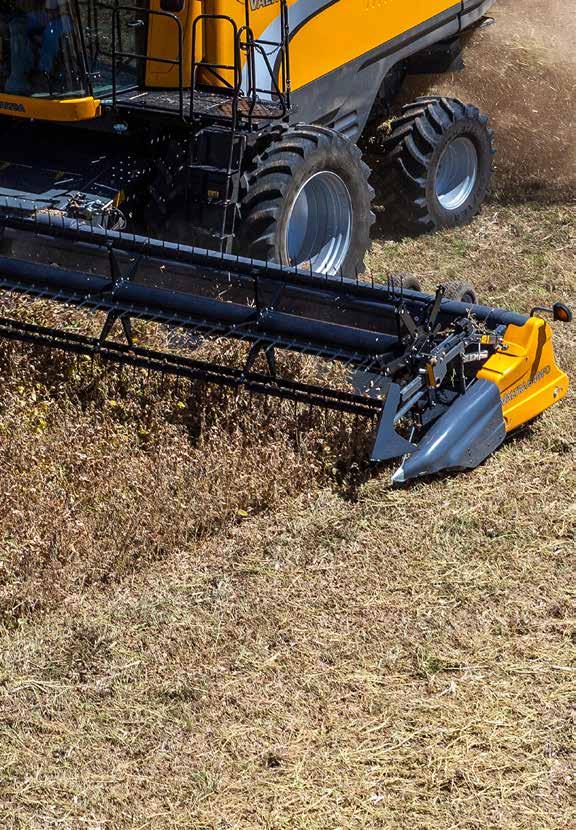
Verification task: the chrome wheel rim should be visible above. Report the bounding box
[285,171,353,275]
[435,137,479,211]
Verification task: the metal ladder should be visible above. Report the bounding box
[185,126,247,252]
[185,2,291,252]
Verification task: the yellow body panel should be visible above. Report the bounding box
[196,0,298,88]
[0,94,100,122]
[146,0,203,87]
[478,318,569,432]
[148,0,460,92]
[288,0,456,91]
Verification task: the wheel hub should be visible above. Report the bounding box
[435,137,479,211]
[285,171,353,275]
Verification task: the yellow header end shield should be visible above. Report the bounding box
[478,317,569,432]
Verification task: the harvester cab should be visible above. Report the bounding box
[0,0,499,271]
[0,0,571,482]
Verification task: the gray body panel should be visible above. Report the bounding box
[371,383,418,462]
[461,0,497,28]
[392,378,506,482]
[290,0,497,140]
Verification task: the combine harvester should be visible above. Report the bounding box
[0,0,571,481]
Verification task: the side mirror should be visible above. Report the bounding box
[530,301,573,323]
[160,0,184,12]
[553,302,573,323]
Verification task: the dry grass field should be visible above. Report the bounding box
[1,1,574,827]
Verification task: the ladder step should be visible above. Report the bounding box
[187,166,241,206]
[193,129,245,168]
[186,226,234,243]
[189,197,234,208]
[187,202,238,237]
[189,163,239,176]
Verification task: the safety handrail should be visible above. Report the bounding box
[102,2,185,118]
[190,13,242,122]
[239,29,289,124]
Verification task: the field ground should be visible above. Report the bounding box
[1,201,574,830]
[1,1,575,827]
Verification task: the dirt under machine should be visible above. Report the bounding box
[0,0,571,481]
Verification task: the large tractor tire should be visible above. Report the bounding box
[238,125,375,277]
[379,96,495,234]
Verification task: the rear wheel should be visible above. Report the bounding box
[238,125,375,276]
[378,96,495,234]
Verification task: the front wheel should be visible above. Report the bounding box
[442,280,478,304]
[378,96,495,234]
[238,125,375,277]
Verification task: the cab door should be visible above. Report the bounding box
[79,0,148,94]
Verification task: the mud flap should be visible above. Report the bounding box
[392,379,506,483]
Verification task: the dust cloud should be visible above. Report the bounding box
[404,0,576,202]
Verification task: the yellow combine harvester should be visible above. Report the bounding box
[0,0,497,272]
[0,0,571,481]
